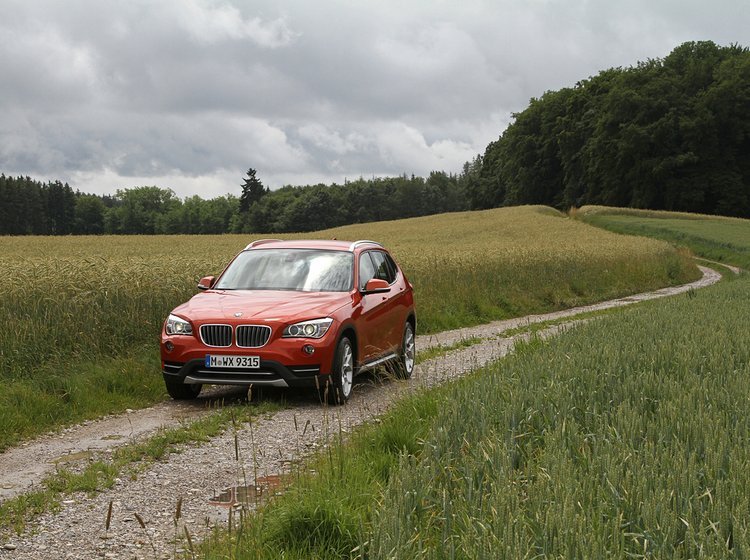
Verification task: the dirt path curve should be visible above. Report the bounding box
[694,257,742,276]
[0,266,721,558]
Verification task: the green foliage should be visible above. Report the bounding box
[415,336,484,364]
[0,175,76,235]
[74,194,107,234]
[578,205,750,269]
[368,277,750,558]
[105,186,182,234]
[238,168,268,214]
[475,41,750,217]
[0,348,164,451]
[0,489,57,536]
[0,171,471,236]
[232,173,471,234]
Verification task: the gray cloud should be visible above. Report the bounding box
[0,0,748,198]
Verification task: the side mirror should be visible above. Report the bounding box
[197,275,216,290]
[362,278,391,294]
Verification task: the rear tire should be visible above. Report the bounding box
[165,378,202,400]
[323,336,354,405]
[395,321,415,379]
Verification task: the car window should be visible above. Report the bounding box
[358,252,376,290]
[215,249,353,292]
[370,251,396,284]
[384,253,399,281]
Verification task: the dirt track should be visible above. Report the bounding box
[0,265,722,558]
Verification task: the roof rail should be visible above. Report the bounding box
[348,239,383,251]
[244,238,282,250]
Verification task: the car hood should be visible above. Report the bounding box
[172,289,353,323]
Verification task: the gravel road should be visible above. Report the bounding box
[0,266,722,558]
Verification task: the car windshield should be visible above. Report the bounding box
[214,249,354,292]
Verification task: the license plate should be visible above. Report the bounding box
[205,355,260,369]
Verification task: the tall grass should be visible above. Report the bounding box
[200,274,750,559]
[577,205,750,269]
[0,349,164,450]
[0,206,697,449]
[368,276,750,558]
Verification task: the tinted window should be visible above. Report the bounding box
[215,249,353,292]
[358,252,376,290]
[384,253,399,281]
[370,251,396,284]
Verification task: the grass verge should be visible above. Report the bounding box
[200,273,750,559]
[0,346,164,451]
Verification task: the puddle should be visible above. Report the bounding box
[208,475,284,508]
[52,450,93,464]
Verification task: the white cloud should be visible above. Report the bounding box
[296,124,367,155]
[373,123,475,173]
[0,23,100,108]
[175,0,297,47]
[69,166,241,199]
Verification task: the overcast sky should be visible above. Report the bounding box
[0,0,747,199]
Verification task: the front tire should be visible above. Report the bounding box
[165,378,202,400]
[324,336,354,405]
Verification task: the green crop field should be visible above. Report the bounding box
[0,205,697,450]
[577,205,750,270]
[200,269,750,559]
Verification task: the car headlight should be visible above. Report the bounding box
[165,314,193,335]
[282,318,333,339]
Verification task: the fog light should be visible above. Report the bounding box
[165,341,175,352]
[302,344,315,355]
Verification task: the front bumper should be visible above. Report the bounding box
[161,322,339,389]
[162,358,328,388]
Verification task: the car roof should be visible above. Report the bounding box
[243,239,384,252]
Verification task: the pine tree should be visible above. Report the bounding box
[239,168,268,213]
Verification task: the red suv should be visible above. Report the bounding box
[161,239,416,404]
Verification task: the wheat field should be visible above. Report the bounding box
[0,205,698,449]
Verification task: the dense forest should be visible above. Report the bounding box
[0,167,476,235]
[472,41,750,216]
[2,40,749,235]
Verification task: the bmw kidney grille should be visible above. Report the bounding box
[199,324,232,347]
[199,324,271,347]
[236,325,271,348]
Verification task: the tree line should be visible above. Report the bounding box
[470,41,750,217]
[0,167,477,235]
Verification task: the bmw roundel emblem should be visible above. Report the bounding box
[234,312,243,317]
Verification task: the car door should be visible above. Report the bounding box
[368,250,403,352]
[356,250,395,363]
